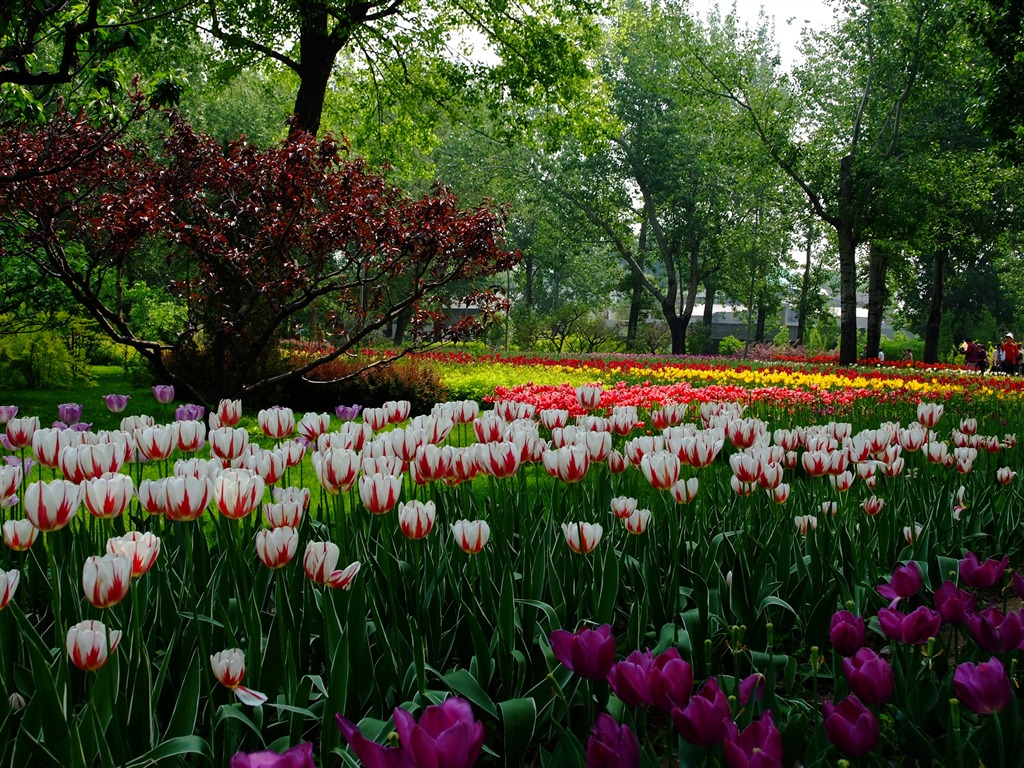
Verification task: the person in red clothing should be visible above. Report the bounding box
[1000,333,1020,374]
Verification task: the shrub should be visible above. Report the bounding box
[0,329,94,388]
[685,322,715,355]
[718,335,744,356]
[285,353,447,415]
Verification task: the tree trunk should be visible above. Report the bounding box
[703,281,716,326]
[797,223,813,344]
[864,240,889,359]
[524,252,535,307]
[837,155,860,365]
[626,224,647,349]
[755,299,768,342]
[668,311,688,354]
[292,16,346,135]
[924,252,945,363]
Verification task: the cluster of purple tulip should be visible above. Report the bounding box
[822,551,1024,756]
[550,624,781,766]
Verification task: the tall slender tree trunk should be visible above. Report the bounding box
[837,156,860,365]
[864,240,889,359]
[924,251,946,363]
[798,222,814,344]
[626,225,647,349]
[755,298,768,342]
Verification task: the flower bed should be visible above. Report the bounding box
[0,372,1022,767]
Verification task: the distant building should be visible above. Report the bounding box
[689,292,897,342]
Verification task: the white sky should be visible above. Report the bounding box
[690,0,840,68]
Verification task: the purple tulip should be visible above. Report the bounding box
[394,697,485,768]
[876,561,922,602]
[829,611,866,656]
[230,742,315,768]
[738,673,765,706]
[175,403,206,422]
[336,697,483,768]
[1014,571,1024,600]
[877,606,942,645]
[647,648,694,711]
[585,713,640,768]
[336,404,363,421]
[336,714,412,768]
[842,649,894,706]
[723,711,783,768]
[152,385,175,404]
[953,658,1012,714]
[103,394,131,413]
[0,406,18,425]
[607,650,654,707]
[57,403,83,426]
[671,678,732,746]
[959,552,1009,589]
[5,455,35,475]
[933,580,977,625]
[823,696,879,758]
[550,624,616,681]
[965,607,1024,653]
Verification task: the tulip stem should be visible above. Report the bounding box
[993,713,1006,768]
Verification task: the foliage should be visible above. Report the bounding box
[0,328,94,388]
[718,335,744,356]
[0,105,518,404]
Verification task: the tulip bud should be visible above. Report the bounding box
[8,692,25,711]
[256,527,298,569]
[67,620,121,671]
[398,500,436,540]
[2,518,38,551]
[82,554,132,608]
[451,520,490,554]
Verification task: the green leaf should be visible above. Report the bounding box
[163,651,201,740]
[437,668,498,719]
[499,697,537,767]
[123,736,213,767]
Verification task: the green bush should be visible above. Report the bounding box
[718,335,744,356]
[685,322,715,355]
[0,330,94,388]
